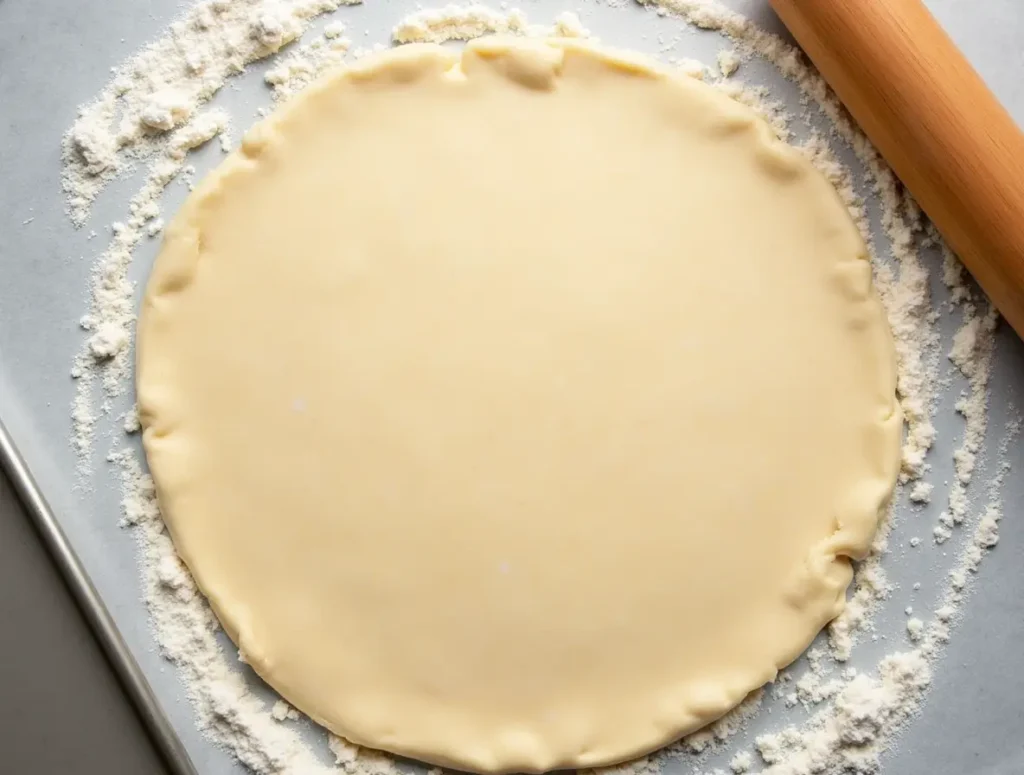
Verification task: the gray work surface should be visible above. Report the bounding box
[1,0,1024,774]
[0,468,170,774]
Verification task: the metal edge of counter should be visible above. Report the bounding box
[0,417,198,775]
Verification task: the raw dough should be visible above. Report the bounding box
[138,38,901,773]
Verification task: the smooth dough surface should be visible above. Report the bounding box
[138,38,901,773]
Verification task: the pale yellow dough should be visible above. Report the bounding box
[138,38,901,773]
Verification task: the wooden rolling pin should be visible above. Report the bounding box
[769,0,1024,339]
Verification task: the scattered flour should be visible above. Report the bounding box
[62,0,360,227]
[87,321,130,360]
[264,28,355,100]
[753,652,931,775]
[392,4,531,42]
[829,563,891,662]
[908,481,933,504]
[906,618,924,642]
[674,689,764,755]
[392,5,589,44]
[717,48,740,77]
[271,701,302,722]
[70,107,231,474]
[730,751,753,773]
[944,302,998,525]
[62,1,1014,774]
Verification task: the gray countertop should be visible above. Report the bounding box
[0,468,169,774]
[1,1,1023,773]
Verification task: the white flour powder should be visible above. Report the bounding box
[62,1,1016,774]
[716,49,740,77]
[392,5,589,43]
[63,0,359,227]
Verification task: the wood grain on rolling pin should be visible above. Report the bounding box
[769,0,1024,338]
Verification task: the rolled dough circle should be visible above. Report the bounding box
[138,38,901,773]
